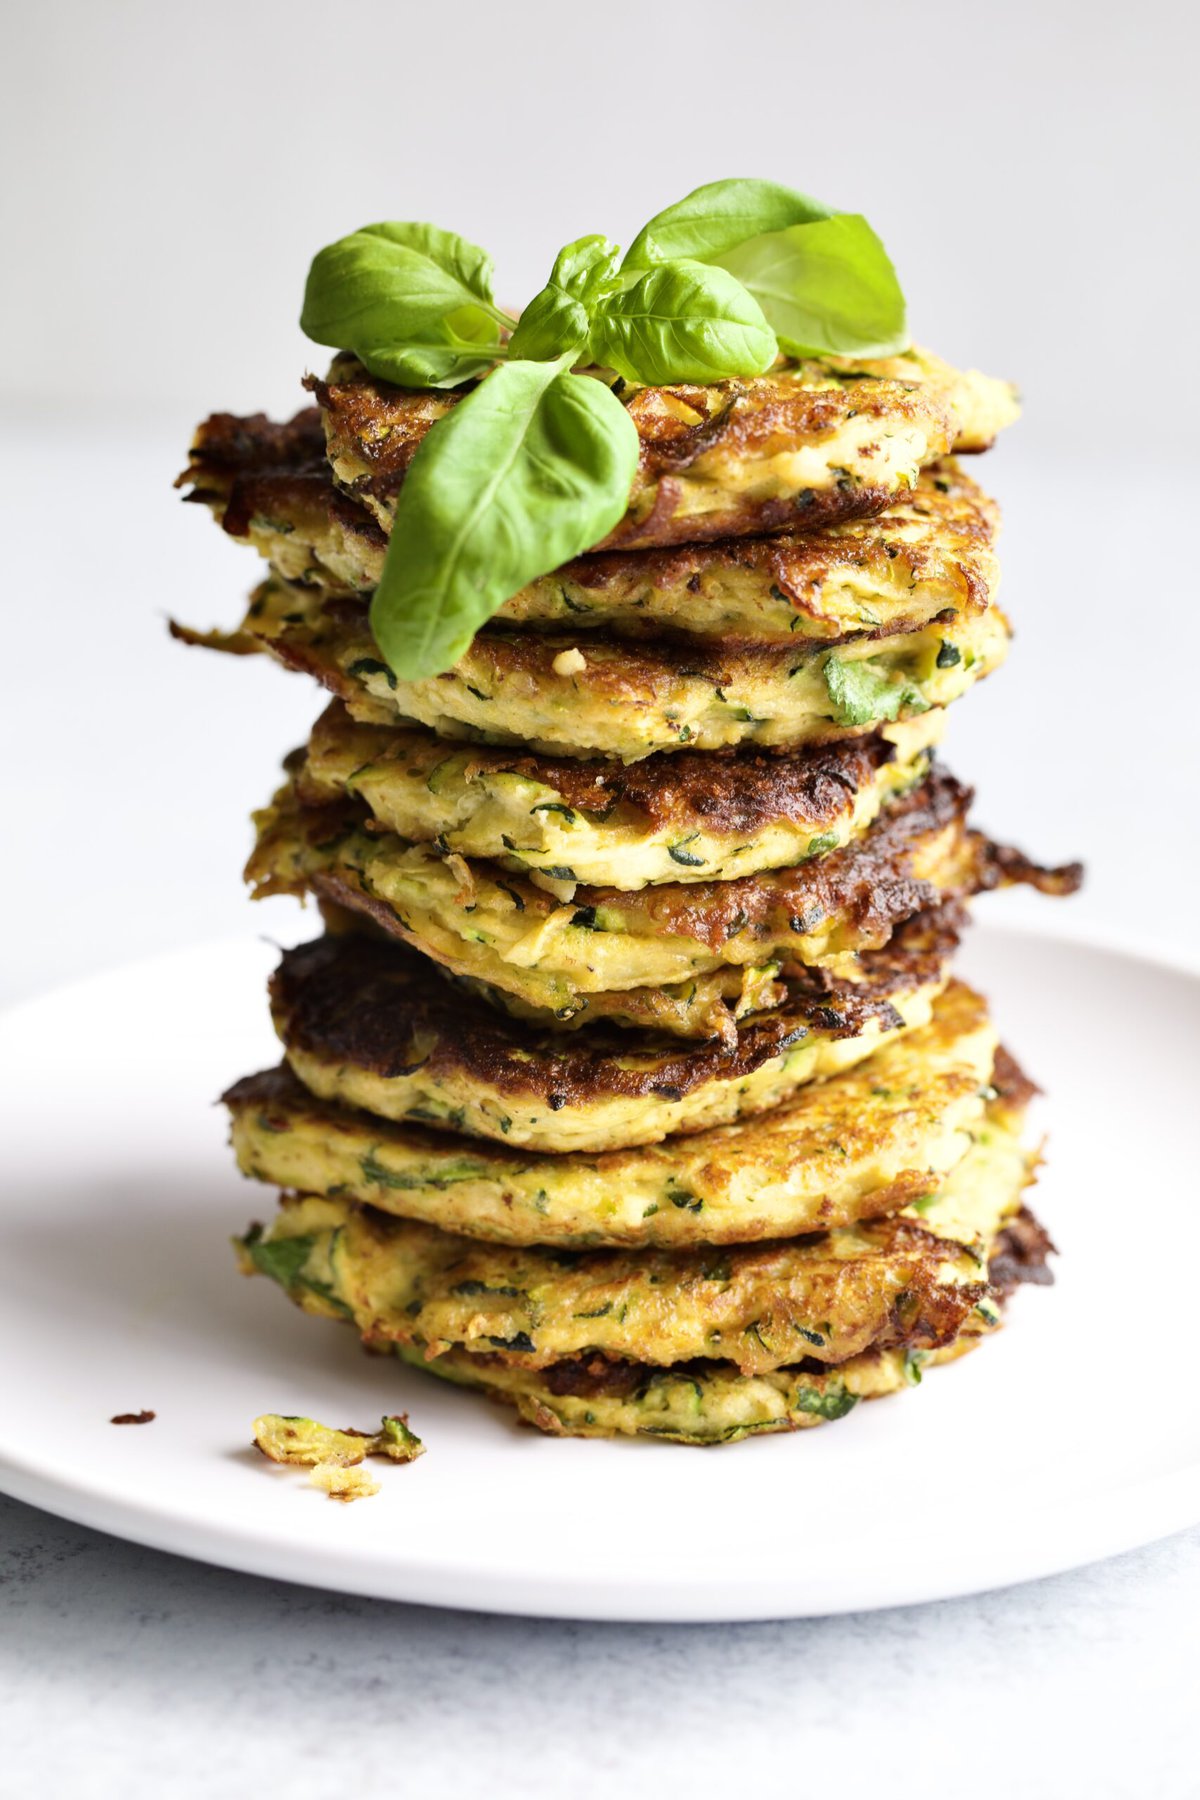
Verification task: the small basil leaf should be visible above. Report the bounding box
[717,214,907,357]
[371,356,639,679]
[507,287,590,363]
[624,178,835,269]
[588,260,777,384]
[549,234,621,305]
[300,221,506,388]
[508,234,620,363]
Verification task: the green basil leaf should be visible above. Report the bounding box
[716,214,907,357]
[508,235,620,363]
[371,356,639,679]
[550,234,621,305]
[624,178,835,269]
[588,261,776,384]
[360,222,497,305]
[300,221,506,388]
[507,287,590,363]
[624,179,908,360]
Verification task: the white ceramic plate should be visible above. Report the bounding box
[1,923,1197,1621]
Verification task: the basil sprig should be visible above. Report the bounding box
[506,235,620,363]
[300,179,909,678]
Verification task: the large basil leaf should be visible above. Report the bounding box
[717,214,907,357]
[623,178,834,268]
[371,356,639,679]
[589,261,776,384]
[300,222,507,388]
[624,178,907,359]
[508,234,620,363]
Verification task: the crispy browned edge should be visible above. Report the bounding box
[178,406,389,551]
[271,765,1082,961]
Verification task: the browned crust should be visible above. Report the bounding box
[987,1206,1057,1298]
[263,764,1081,970]
[176,407,326,487]
[974,840,1084,897]
[305,698,912,837]
[558,459,993,607]
[178,407,387,551]
[991,1045,1042,1112]
[307,357,955,551]
[578,767,975,952]
[269,906,960,1108]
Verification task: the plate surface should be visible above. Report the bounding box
[1,923,1197,1621]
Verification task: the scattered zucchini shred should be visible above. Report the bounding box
[308,1462,381,1503]
[251,1411,425,1499]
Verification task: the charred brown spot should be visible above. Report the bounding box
[992,1045,1041,1111]
[988,1207,1057,1298]
[266,905,961,1108]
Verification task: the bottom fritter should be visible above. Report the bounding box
[235,1090,1053,1444]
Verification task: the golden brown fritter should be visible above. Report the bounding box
[224,980,998,1249]
[181,408,999,644]
[245,764,1081,1041]
[184,574,1008,761]
[233,1084,1048,1441]
[307,344,1017,552]
[267,907,958,1152]
[293,701,943,889]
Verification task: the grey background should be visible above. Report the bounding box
[2,2,1198,1793]
[5,0,1197,459]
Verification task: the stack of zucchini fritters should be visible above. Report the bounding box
[181,345,1080,1445]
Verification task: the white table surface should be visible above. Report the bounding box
[3,412,1198,1796]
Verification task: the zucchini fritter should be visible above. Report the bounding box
[224,980,997,1249]
[212,575,1008,761]
[235,1091,1052,1442]
[237,1104,1029,1376]
[308,346,1017,552]
[296,702,943,890]
[387,1334,985,1443]
[182,412,999,645]
[247,767,1080,1041]
[268,910,957,1153]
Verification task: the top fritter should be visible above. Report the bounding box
[309,345,1017,556]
